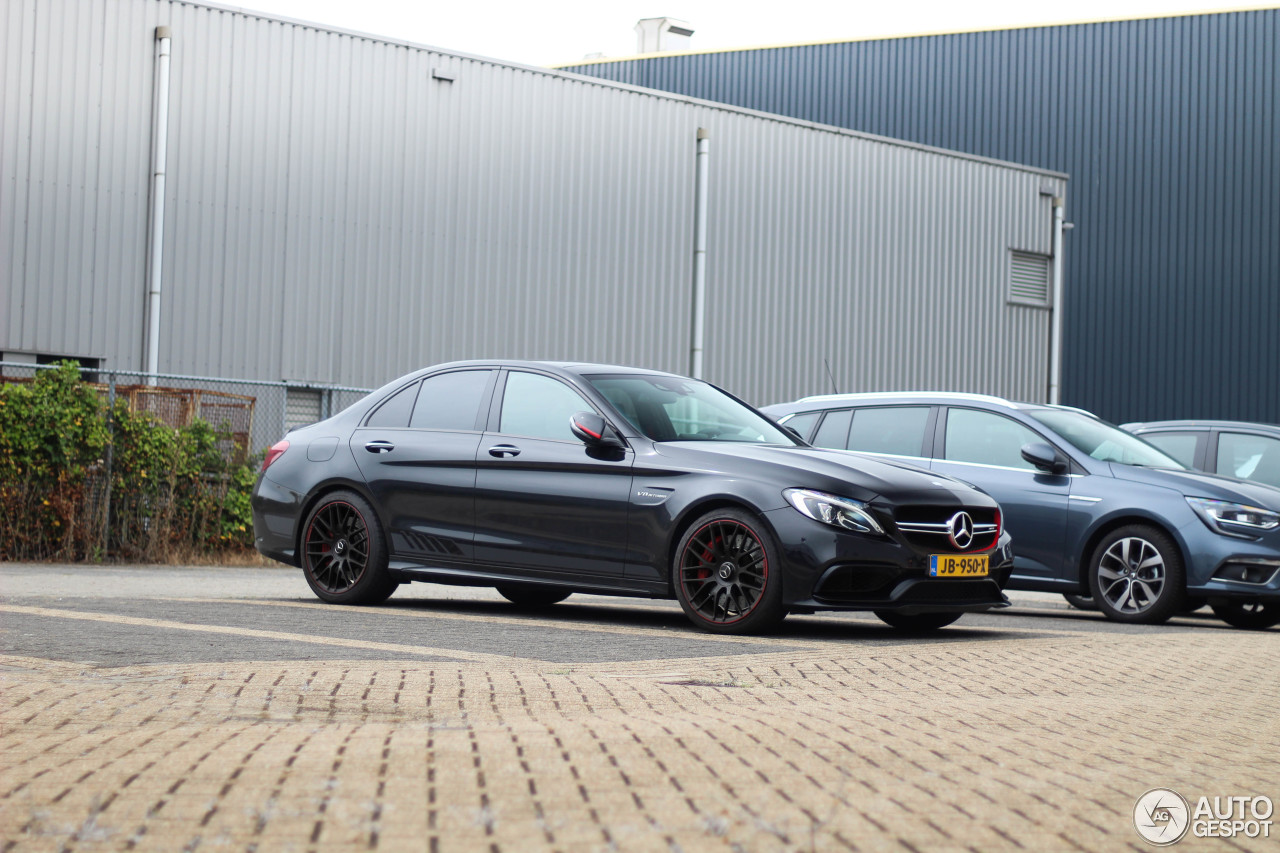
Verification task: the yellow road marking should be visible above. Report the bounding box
[0,604,534,666]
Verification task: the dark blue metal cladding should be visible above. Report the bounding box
[564,12,1280,424]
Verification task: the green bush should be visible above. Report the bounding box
[0,362,260,562]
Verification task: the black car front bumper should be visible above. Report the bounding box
[762,506,1014,613]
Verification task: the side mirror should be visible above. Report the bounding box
[570,412,624,449]
[782,425,806,444]
[1021,442,1067,474]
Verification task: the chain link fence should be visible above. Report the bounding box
[0,361,373,456]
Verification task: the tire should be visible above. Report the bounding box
[1210,601,1280,630]
[1063,593,1098,611]
[874,611,963,631]
[300,490,398,605]
[673,508,787,635]
[496,585,572,608]
[1087,525,1184,624]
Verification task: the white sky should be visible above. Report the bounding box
[227,0,1279,67]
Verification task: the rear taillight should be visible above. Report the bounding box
[261,439,290,472]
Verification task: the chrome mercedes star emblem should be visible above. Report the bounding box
[947,512,975,550]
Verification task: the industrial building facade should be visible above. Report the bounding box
[4,0,1065,410]
[563,9,1280,423]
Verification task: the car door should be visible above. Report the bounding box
[930,407,1071,581]
[1213,430,1280,488]
[472,370,635,579]
[1139,430,1205,470]
[350,369,496,564]
[842,405,935,466]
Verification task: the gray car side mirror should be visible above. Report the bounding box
[1021,442,1067,474]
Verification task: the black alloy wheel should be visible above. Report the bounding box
[1087,524,1184,624]
[874,611,963,631]
[673,509,785,634]
[1210,600,1280,630]
[496,585,572,608]
[301,490,397,605]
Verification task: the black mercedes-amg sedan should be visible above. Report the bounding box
[252,361,1013,634]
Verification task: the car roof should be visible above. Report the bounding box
[772,391,1094,416]
[416,359,685,379]
[1123,419,1280,433]
[794,391,1023,409]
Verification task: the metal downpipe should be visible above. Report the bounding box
[144,26,172,385]
[1048,198,1066,405]
[690,128,709,379]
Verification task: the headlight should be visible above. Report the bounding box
[784,488,884,535]
[1186,497,1280,538]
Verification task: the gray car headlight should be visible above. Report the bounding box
[1186,497,1280,538]
[784,488,884,535]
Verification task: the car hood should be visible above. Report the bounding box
[654,442,995,506]
[1108,463,1280,509]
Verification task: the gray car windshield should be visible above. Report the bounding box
[586,375,795,444]
[1029,409,1185,468]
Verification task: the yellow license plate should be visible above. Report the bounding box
[929,554,989,577]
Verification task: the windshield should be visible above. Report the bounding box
[1028,409,1185,469]
[585,375,795,444]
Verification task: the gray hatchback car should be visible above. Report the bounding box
[1121,420,1280,490]
[761,393,1280,629]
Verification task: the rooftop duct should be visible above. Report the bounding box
[634,17,694,54]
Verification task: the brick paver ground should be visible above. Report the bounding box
[2,599,1276,852]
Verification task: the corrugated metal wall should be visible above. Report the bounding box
[563,10,1280,422]
[2,0,1064,408]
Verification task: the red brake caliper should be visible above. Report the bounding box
[696,535,720,580]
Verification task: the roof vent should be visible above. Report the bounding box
[634,18,694,54]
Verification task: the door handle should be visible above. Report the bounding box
[488,444,521,458]
[365,440,396,454]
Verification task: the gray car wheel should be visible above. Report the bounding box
[1088,525,1184,624]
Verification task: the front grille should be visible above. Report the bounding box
[892,505,998,553]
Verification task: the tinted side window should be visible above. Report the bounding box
[365,382,419,428]
[1217,432,1280,488]
[1141,432,1199,468]
[944,408,1040,470]
[812,409,853,449]
[499,372,592,441]
[848,407,930,456]
[410,370,493,431]
[779,411,820,441]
